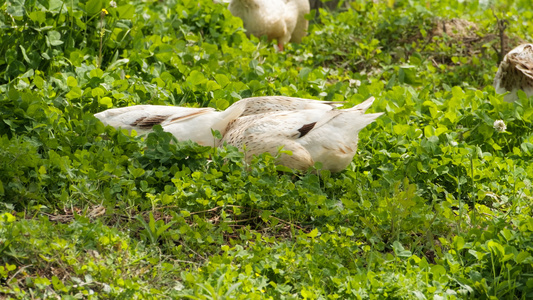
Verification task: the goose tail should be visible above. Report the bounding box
[348,97,383,130]
[349,96,376,113]
[357,112,384,128]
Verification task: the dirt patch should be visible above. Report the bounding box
[432,18,479,40]
[428,18,525,57]
[41,205,106,223]
[402,17,525,58]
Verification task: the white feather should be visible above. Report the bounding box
[95,102,246,147]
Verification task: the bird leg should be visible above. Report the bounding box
[277,41,284,52]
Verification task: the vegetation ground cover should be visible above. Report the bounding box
[1,0,533,298]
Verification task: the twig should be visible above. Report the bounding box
[45,285,61,300]
[7,264,33,285]
[189,206,228,215]
[177,241,207,262]
[221,216,260,224]
[172,259,199,265]
[269,215,308,231]
[492,9,509,63]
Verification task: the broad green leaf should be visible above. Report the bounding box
[215,74,230,88]
[453,236,465,250]
[29,11,46,24]
[6,0,24,18]
[129,167,145,178]
[206,80,221,91]
[89,68,104,78]
[487,240,505,257]
[99,97,113,108]
[392,241,412,257]
[154,44,174,63]
[2,213,15,223]
[38,165,47,175]
[500,228,513,241]
[515,251,531,264]
[86,0,104,15]
[156,221,176,237]
[298,67,312,80]
[47,31,63,46]
[399,65,421,86]
[430,265,447,277]
[107,58,130,70]
[307,228,319,238]
[92,87,106,97]
[67,76,78,87]
[65,87,82,99]
[186,70,207,86]
[451,86,465,99]
[116,4,135,19]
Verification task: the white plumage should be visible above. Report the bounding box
[232,95,343,116]
[228,0,310,51]
[94,102,246,147]
[222,97,383,172]
[94,96,341,147]
[493,43,533,102]
[95,96,382,172]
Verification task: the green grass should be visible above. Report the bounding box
[1,0,533,298]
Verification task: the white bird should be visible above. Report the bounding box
[221,97,384,172]
[94,96,341,146]
[228,0,310,51]
[493,43,533,102]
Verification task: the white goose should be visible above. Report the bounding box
[493,43,533,102]
[228,0,310,51]
[221,97,383,172]
[94,96,341,146]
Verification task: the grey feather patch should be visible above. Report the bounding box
[130,115,167,129]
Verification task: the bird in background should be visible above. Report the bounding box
[228,0,310,51]
[493,43,533,102]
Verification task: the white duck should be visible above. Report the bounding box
[221,97,383,172]
[228,0,310,51]
[94,96,341,146]
[493,43,533,102]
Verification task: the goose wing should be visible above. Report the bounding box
[95,105,215,133]
[162,100,247,146]
[229,96,344,116]
[222,109,328,170]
